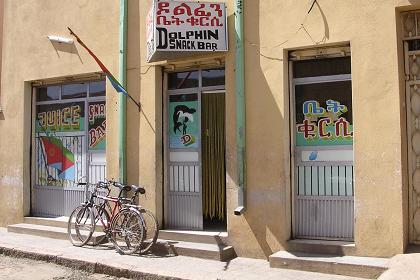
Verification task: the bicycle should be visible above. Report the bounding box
[113,182,159,254]
[67,180,145,255]
[67,180,96,247]
[88,180,159,254]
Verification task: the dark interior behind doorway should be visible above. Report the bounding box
[201,92,226,229]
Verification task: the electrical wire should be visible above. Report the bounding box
[245,0,322,61]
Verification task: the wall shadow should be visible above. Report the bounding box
[407,0,420,5]
[224,0,290,258]
[49,41,82,63]
[315,1,329,44]
[135,0,163,221]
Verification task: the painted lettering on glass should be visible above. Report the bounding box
[37,105,81,131]
[88,101,106,150]
[296,99,353,144]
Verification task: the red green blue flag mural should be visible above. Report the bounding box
[40,136,75,180]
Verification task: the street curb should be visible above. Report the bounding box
[0,246,185,280]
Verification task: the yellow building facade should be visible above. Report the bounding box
[1,0,420,259]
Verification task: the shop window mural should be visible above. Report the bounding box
[169,93,199,148]
[295,81,353,147]
[38,135,75,180]
[35,121,82,186]
[35,81,106,187]
[35,102,85,185]
[36,102,85,184]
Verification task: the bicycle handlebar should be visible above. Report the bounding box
[97,181,109,188]
[82,178,146,204]
[107,180,131,192]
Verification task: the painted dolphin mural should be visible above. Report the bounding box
[173,105,196,135]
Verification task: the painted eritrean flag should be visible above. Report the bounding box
[40,136,75,180]
[67,27,141,111]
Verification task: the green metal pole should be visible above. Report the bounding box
[119,0,128,184]
[234,0,246,215]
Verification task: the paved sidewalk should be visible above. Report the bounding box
[378,249,420,280]
[0,228,364,280]
[5,227,420,280]
[10,226,420,280]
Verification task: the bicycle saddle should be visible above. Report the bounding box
[113,182,132,192]
[131,185,146,194]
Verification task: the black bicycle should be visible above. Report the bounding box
[67,180,145,255]
[114,182,159,254]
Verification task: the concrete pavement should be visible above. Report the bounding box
[3,226,418,280]
[0,227,365,280]
[378,250,420,280]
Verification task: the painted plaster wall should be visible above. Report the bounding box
[230,0,412,258]
[125,0,164,223]
[0,0,120,226]
[134,0,412,258]
[126,0,411,258]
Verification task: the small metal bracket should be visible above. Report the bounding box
[234,206,245,216]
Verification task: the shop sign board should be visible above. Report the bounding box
[147,0,228,62]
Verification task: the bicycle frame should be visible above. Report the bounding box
[94,194,123,231]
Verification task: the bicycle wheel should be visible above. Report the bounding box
[138,208,159,254]
[110,209,144,255]
[89,204,110,246]
[67,205,94,247]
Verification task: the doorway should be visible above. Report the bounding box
[290,49,355,240]
[402,10,420,244]
[202,91,226,230]
[164,68,226,230]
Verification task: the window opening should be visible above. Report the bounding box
[62,83,87,99]
[408,39,420,51]
[34,80,106,188]
[293,56,351,78]
[89,81,106,97]
[202,68,225,87]
[168,71,199,89]
[37,86,60,102]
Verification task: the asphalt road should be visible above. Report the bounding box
[0,255,129,280]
